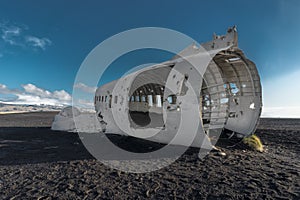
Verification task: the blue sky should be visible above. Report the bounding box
[0,0,300,117]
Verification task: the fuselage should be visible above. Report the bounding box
[94,27,262,148]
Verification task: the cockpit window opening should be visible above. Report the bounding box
[167,95,177,104]
[109,95,112,108]
[141,95,146,102]
[156,95,162,107]
[135,96,140,102]
[147,95,153,106]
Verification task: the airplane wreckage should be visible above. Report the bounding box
[94,26,262,149]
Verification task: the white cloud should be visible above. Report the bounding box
[77,99,95,107]
[0,84,7,89]
[0,83,71,106]
[25,36,52,50]
[0,21,52,51]
[74,82,97,93]
[0,24,21,45]
[0,83,10,94]
[22,83,51,97]
[53,90,71,101]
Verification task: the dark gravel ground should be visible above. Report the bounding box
[0,112,299,199]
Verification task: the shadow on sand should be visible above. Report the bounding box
[0,127,198,165]
[0,127,94,165]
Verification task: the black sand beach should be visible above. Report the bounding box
[0,112,299,199]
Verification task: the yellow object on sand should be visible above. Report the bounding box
[243,134,264,152]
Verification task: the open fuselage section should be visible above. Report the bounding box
[94,28,262,148]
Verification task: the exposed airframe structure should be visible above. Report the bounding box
[94,26,262,149]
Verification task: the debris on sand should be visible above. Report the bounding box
[51,106,102,133]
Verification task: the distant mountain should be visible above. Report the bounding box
[0,103,63,114]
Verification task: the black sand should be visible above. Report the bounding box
[0,112,299,199]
